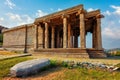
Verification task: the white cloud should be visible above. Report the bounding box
[6,13,22,21]
[4,0,16,9]
[110,5,120,15]
[103,27,120,39]
[104,10,111,16]
[57,8,62,11]
[102,5,120,39]
[119,20,120,23]
[0,13,34,28]
[36,10,47,17]
[87,8,95,12]
[0,17,4,22]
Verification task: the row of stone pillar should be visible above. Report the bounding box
[34,11,102,50]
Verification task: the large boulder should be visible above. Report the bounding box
[10,58,50,77]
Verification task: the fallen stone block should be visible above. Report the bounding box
[10,58,50,77]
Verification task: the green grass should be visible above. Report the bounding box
[0,56,33,79]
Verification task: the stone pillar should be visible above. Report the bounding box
[96,17,102,50]
[74,35,78,48]
[71,29,74,48]
[92,23,97,48]
[79,12,86,49]
[45,22,49,48]
[68,24,71,48]
[51,26,55,48]
[34,24,38,50]
[24,25,27,53]
[38,24,43,49]
[63,15,68,48]
[57,30,60,48]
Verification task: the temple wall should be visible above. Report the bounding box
[3,27,25,51]
[3,25,34,52]
[3,28,25,47]
[27,26,34,49]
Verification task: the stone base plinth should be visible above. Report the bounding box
[33,48,107,58]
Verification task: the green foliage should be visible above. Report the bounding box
[109,51,120,56]
[50,60,63,68]
[62,61,68,67]
[115,63,120,67]
[0,57,33,79]
[116,51,120,56]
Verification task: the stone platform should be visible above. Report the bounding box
[33,48,107,58]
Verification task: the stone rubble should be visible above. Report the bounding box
[63,60,120,72]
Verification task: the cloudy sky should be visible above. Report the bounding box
[0,0,120,49]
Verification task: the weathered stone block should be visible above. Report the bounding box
[10,58,50,77]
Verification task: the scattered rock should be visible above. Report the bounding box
[62,60,120,72]
[10,58,50,77]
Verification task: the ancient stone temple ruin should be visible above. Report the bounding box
[2,4,106,58]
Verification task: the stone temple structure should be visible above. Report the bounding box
[2,4,106,58]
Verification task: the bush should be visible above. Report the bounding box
[115,63,120,67]
[115,51,120,56]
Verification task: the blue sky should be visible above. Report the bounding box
[0,0,120,49]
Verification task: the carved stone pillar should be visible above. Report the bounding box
[38,24,43,49]
[79,11,86,49]
[92,23,97,48]
[51,26,55,48]
[62,14,68,48]
[96,14,103,50]
[74,35,78,48]
[34,24,38,50]
[45,22,49,48]
[71,29,74,48]
[57,30,60,48]
[68,23,71,48]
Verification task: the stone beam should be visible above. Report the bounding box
[85,10,100,18]
[34,5,83,24]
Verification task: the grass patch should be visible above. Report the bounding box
[50,60,120,80]
[52,67,120,80]
[0,56,33,79]
[0,51,16,55]
[1,59,120,80]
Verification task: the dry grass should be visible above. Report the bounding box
[0,51,16,55]
[4,67,120,80]
[4,67,65,80]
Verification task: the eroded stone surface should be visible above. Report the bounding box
[10,58,50,77]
